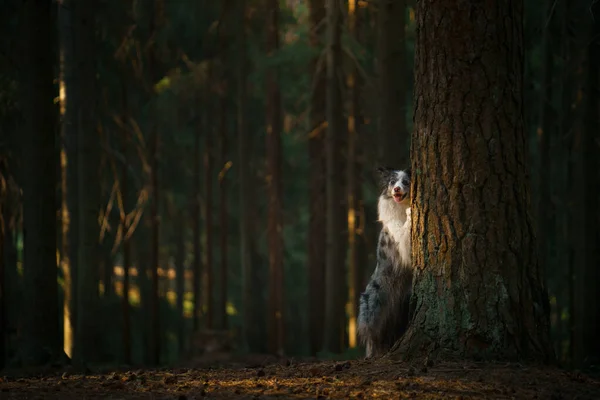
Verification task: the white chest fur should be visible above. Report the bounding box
[378,197,412,268]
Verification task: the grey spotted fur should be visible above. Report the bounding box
[357,167,412,358]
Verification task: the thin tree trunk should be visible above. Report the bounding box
[346,0,364,349]
[204,107,214,330]
[536,0,557,288]
[73,0,101,367]
[323,0,345,354]
[134,222,151,364]
[0,164,5,369]
[192,104,202,332]
[308,0,326,356]
[58,0,74,360]
[378,0,407,167]
[2,192,17,365]
[20,0,61,366]
[393,0,554,362]
[218,97,229,330]
[237,0,253,350]
[557,0,576,366]
[238,0,265,353]
[149,125,160,365]
[175,210,186,355]
[265,0,284,356]
[147,0,164,366]
[120,78,132,365]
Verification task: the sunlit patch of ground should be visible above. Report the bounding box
[2,357,599,399]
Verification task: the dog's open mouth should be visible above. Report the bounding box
[393,193,406,203]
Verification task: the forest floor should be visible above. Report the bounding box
[2,353,600,399]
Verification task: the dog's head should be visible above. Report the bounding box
[377,166,411,204]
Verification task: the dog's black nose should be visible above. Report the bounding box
[393,186,401,193]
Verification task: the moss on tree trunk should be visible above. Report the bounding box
[393,0,554,363]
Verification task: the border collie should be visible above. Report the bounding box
[357,166,412,358]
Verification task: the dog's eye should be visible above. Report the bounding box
[402,179,409,186]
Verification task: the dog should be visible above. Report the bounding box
[357,166,412,358]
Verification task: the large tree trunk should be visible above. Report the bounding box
[265,0,284,356]
[323,0,345,354]
[20,0,61,366]
[307,0,326,356]
[572,3,600,368]
[377,0,407,167]
[73,0,102,367]
[393,0,554,362]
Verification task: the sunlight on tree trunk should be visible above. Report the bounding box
[58,0,74,359]
[346,0,360,349]
[393,0,554,362]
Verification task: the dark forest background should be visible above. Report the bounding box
[0,0,598,370]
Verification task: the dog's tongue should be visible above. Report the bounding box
[393,195,403,203]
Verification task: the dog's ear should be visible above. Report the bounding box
[376,166,394,186]
[404,167,411,178]
[376,166,394,177]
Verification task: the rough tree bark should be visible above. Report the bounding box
[392,0,554,362]
[323,0,345,354]
[265,0,285,356]
[20,0,61,366]
[307,0,326,356]
[378,0,407,167]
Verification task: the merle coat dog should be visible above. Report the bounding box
[357,167,412,358]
